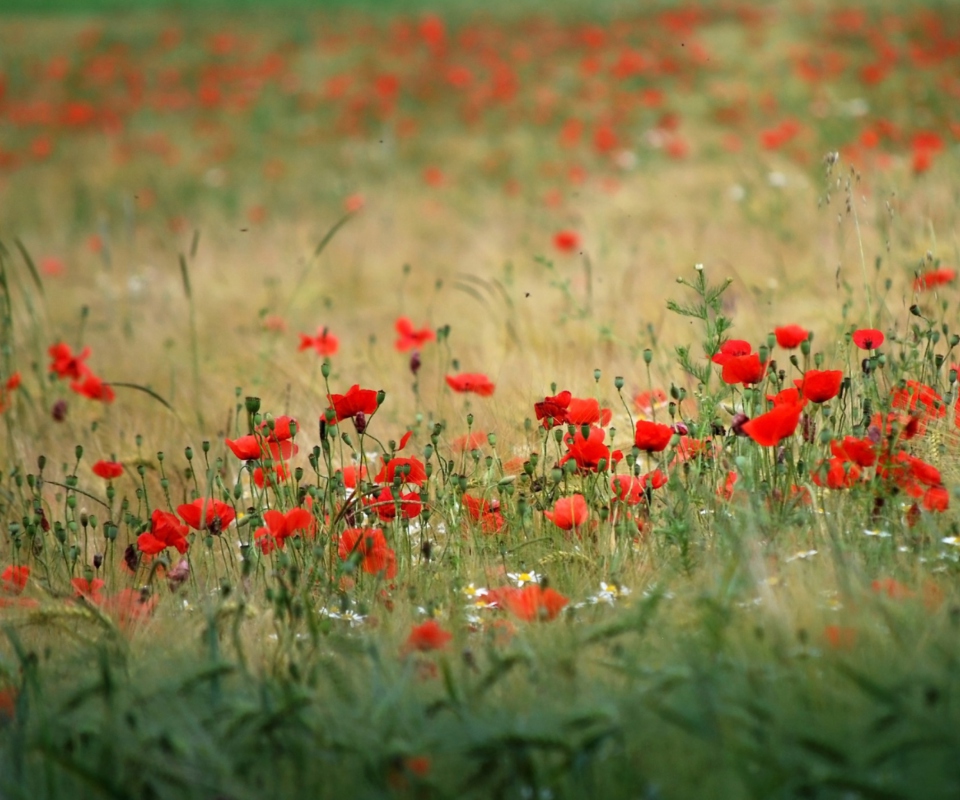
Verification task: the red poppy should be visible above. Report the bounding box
[634,388,668,415]
[338,527,397,578]
[366,486,422,521]
[404,619,452,653]
[445,373,495,396]
[326,384,379,424]
[461,493,505,533]
[566,397,612,426]
[102,588,158,629]
[811,458,861,489]
[914,268,956,292]
[544,494,589,530]
[0,372,21,414]
[767,387,802,406]
[177,498,236,533]
[634,420,674,452]
[711,339,752,365]
[138,509,190,555]
[258,415,298,441]
[830,436,876,467]
[500,584,568,621]
[298,327,339,357]
[338,464,367,489]
[71,577,105,604]
[560,425,611,472]
[741,402,805,446]
[92,460,123,480]
[891,380,945,422]
[535,390,571,427]
[795,369,843,403]
[225,435,297,462]
[611,474,646,505]
[70,373,115,403]
[254,507,316,553]
[394,317,435,351]
[253,463,289,489]
[48,342,91,379]
[824,625,857,650]
[375,456,427,486]
[923,485,949,512]
[553,230,581,253]
[774,325,809,348]
[852,328,884,350]
[1,565,29,595]
[721,353,765,386]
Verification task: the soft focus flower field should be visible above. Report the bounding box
[1,1,960,797]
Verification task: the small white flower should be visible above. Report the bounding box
[942,536,960,547]
[785,550,818,563]
[863,529,892,538]
[507,571,541,587]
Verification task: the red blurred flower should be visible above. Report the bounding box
[326,384,378,424]
[560,425,611,472]
[500,584,568,621]
[711,339,752,365]
[535,390,571,427]
[177,498,236,533]
[298,327,339,356]
[138,509,190,555]
[774,324,809,348]
[366,486,422,521]
[852,328,883,350]
[811,458,861,489]
[375,456,427,486]
[258,415,298,441]
[48,342,90,379]
[446,373,495,396]
[544,494,588,530]
[395,317,435,352]
[338,527,397,578]
[70,373,115,403]
[71,577,105,604]
[795,369,843,403]
[404,619,452,653]
[767,387,802,406]
[611,474,646,505]
[914,268,956,292]
[462,493,505,533]
[891,380,945,422]
[553,230,581,253]
[830,436,876,467]
[92,460,123,480]
[634,420,674,452]
[741,402,805,446]
[923,485,949,512]
[102,588,158,629]
[1,565,29,594]
[721,353,765,385]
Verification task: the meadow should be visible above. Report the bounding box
[1,0,960,797]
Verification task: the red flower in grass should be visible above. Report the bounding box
[824,625,857,650]
[1,566,29,595]
[560,426,611,472]
[253,463,289,488]
[852,328,884,350]
[366,486,422,521]
[394,317,435,351]
[741,402,805,446]
[500,584,568,622]
[711,339,752,365]
[830,436,876,467]
[634,420,674,452]
[811,458,861,489]
[611,474,646,505]
[177,498,236,534]
[914,268,956,292]
[721,353,766,386]
[461,494,505,533]
[70,373,114,403]
[566,397,612,426]
[338,527,397,578]
[767,387,802,406]
[102,588,158,629]
[446,373,495,396]
[225,435,297,462]
[255,508,316,554]
[0,372,21,414]
[298,327,339,356]
[138,509,190,555]
[774,325,809,349]
[634,388,668,415]
[891,380,945,422]
[258,415,298,441]
[375,456,427,486]
[404,619,452,653]
[71,577,105,604]
[535,390,571,427]
[326,384,379,424]
[92,460,123,480]
[553,230,581,253]
[923,485,949,512]
[795,369,843,403]
[48,342,91,379]
[544,494,589,530]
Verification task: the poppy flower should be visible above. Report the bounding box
[767,387,802,406]
[560,425,611,472]
[711,339,752,365]
[741,402,805,446]
[70,373,115,403]
[774,325,809,348]
[338,464,368,489]
[226,436,296,462]
[92,460,123,480]
[824,625,857,650]
[544,494,589,530]
[634,388,668,415]
[71,577,105,604]
[446,373,495,396]
[338,527,397,578]
[298,327,339,357]
[553,230,580,253]
[375,456,427,486]
[48,342,91,379]
[923,485,949,512]
[254,507,316,553]
[326,384,379,424]
[366,486,422,521]
[138,508,190,555]
[258,415,298,441]
[253,463,289,489]
[795,369,843,403]
[811,458,861,489]
[852,328,884,350]
[830,436,876,467]
[721,353,766,386]
[0,372,20,414]
[177,498,236,534]
[611,474,646,505]
[566,397,612,426]
[914,268,956,292]
[1,566,29,595]
[394,317,435,351]
[891,380,945,421]
[500,584,568,621]
[102,588,158,629]
[634,420,674,452]
[461,494,505,533]
[535,390,571,427]
[404,619,452,653]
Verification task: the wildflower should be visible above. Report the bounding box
[326,384,379,424]
[741,402,805,446]
[544,494,589,530]
[535,390,572,427]
[1,566,29,594]
[71,577,105,604]
[811,458,861,489]
[338,527,397,578]
[366,486,422,521]
[70,373,115,403]
[922,485,949,512]
[258,415,298,442]
[710,339,752,365]
[560,425,611,472]
[445,373,495,396]
[823,625,857,650]
[774,325,809,348]
[852,328,884,350]
[830,436,876,467]
[611,474,646,505]
[102,588,158,629]
[553,230,580,253]
[566,397,611,426]
[507,571,541,586]
[500,584,568,621]
[394,317,435,351]
[404,619,452,653]
[634,388,668,415]
[891,380,945,422]
[375,456,427,486]
[48,342,90,379]
[914,268,956,292]
[254,507,316,553]
[92,460,123,479]
[634,420,674,452]
[461,494,505,533]
[795,369,843,403]
[177,498,236,534]
[138,509,190,554]
[767,387,802,406]
[721,353,766,385]
[298,327,339,356]
[0,373,20,414]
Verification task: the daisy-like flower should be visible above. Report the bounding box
[942,536,960,548]
[596,582,631,604]
[863,529,892,538]
[506,570,541,587]
[462,583,497,609]
[785,550,818,563]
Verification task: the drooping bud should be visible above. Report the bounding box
[410,350,422,375]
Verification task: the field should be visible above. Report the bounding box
[1,1,960,797]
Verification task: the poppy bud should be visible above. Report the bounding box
[93,553,103,570]
[861,357,873,375]
[909,304,922,317]
[353,412,367,434]
[410,350,422,375]
[245,396,261,415]
[672,422,689,435]
[643,349,653,365]
[711,421,726,436]
[376,389,386,406]
[75,445,84,460]
[614,376,624,390]
[51,400,68,421]
[321,361,331,378]
[123,543,139,572]
[731,413,750,436]
[37,455,46,472]
[594,369,601,382]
